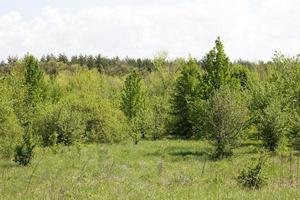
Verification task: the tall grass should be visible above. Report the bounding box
[0,140,299,199]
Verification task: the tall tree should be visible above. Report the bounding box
[121,71,145,144]
[14,55,45,166]
[23,54,45,110]
[171,58,202,138]
[202,37,231,99]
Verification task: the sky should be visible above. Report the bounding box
[0,0,299,61]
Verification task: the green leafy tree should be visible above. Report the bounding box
[199,86,248,158]
[24,55,45,105]
[143,52,174,140]
[171,58,202,138]
[250,73,291,152]
[121,71,145,144]
[14,55,45,166]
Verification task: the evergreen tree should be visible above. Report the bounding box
[58,53,69,64]
[171,58,201,138]
[202,37,231,99]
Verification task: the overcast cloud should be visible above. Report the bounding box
[0,0,299,61]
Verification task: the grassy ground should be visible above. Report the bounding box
[0,140,299,199]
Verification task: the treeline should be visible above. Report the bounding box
[0,54,155,76]
[0,37,300,165]
[0,51,268,76]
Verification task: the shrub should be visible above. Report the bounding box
[14,132,35,166]
[250,83,290,152]
[197,86,249,158]
[36,95,128,146]
[237,156,267,189]
[258,103,290,152]
[0,80,23,159]
[289,113,300,150]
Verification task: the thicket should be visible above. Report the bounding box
[0,38,300,165]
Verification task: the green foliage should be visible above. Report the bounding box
[1,39,300,169]
[202,37,231,99]
[256,98,289,152]
[23,54,46,110]
[270,54,300,150]
[13,55,45,165]
[14,131,35,166]
[289,113,300,150]
[143,53,175,140]
[171,58,202,138]
[250,55,297,152]
[231,64,257,90]
[0,79,22,159]
[36,95,128,146]
[121,71,144,120]
[1,46,300,197]
[237,155,267,189]
[197,86,248,158]
[1,140,298,199]
[148,96,170,140]
[121,71,145,143]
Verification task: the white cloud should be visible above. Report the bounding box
[0,0,299,61]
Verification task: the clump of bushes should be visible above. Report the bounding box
[0,79,23,159]
[36,95,128,146]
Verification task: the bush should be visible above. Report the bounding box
[196,86,249,158]
[258,103,290,152]
[36,95,128,146]
[289,113,300,150]
[14,132,35,166]
[237,156,267,189]
[250,83,290,152]
[0,80,23,159]
[82,98,129,143]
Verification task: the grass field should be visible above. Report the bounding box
[0,140,299,199]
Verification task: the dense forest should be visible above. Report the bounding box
[1,37,300,195]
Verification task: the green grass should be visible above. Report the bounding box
[0,140,300,199]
